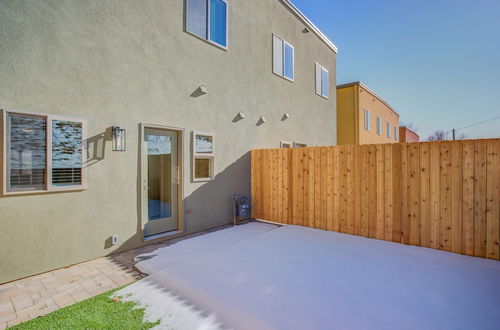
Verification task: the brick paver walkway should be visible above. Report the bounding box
[0,223,232,329]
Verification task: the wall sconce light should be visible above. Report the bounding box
[238,111,246,119]
[112,126,126,151]
[257,116,267,126]
[282,113,290,121]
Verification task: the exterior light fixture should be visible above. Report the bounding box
[282,113,290,120]
[238,112,246,119]
[112,126,126,151]
[258,116,267,125]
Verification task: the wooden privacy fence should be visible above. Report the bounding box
[251,139,500,260]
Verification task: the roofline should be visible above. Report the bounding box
[281,0,338,54]
[337,81,400,117]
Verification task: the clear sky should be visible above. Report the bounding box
[291,0,500,140]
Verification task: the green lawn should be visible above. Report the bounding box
[10,285,159,330]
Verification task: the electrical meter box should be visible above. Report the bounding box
[233,195,251,224]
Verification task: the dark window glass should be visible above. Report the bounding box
[52,120,82,186]
[7,113,47,191]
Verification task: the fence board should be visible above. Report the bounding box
[251,139,500,260]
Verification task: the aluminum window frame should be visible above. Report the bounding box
[185,0,229,50]
[192,131,215,182]
[1,109,87,196]
[272,34,295,83]
[315,63,329,99]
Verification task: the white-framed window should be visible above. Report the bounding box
[364,109,371,131]
[293,142,307,148]
[394,126,399,141]
[387,122,391,139]
[273,34,294,81]
[192,131,215,182]
[315,63,329,98]
[376,117,382,135]
[1,109,87,195]
[186,0,228,49]
[280,141,292,148]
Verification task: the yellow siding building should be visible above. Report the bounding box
[337,82,400,145]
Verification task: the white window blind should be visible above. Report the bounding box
[273,34,294,81]
[315,63,329,98]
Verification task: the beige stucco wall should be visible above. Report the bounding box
[358,87,399,145]
[0,0,337,283]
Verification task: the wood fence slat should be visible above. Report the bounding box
[346,146,354,235]
[376,145,385,240]
[321,147,328,230]
[429,142,441,249]
[360,145,370,237]
[368,145,377,238]
[451,142,463,254]
[384,144,393,241]
[486,139,500,260]
[327,147,335,231]
[419,143,430,248]
[392,143,402,243]
[409,143,420,246]
[440,142,452,251]
[302,148,310,227]
[314,147,322,229]
[462,141,475,256]
[401,144,410,244]
[339,146,347,233]
[353,145,361,236]
[307,148,316,228]
[333,146,341,232]
[474,140,487,257]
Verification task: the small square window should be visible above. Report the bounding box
[280,141,292,148]
[192,131,215,182]
[293,142,307,148]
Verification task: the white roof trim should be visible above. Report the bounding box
[281,0,338,54]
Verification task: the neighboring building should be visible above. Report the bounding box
[337,82,400,145]
[0,0,338,283]
[399,126,420,143]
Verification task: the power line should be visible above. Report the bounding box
[446,114,500,134]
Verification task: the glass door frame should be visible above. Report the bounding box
[139,123,185,240]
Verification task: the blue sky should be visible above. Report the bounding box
[291,0,500,140]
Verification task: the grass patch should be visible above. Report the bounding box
[10,285,159,330]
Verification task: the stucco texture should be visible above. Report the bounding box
[0,0,336,283]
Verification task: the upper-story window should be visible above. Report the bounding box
[376,117,382,135]
[1,109,87,195]
[186,0,228,48]
[364,109,371,131]
[273,34,294,81]
[394,126,399,141]
[315,63,329,98]
[387,122,391,139]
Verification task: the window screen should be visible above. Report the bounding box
[284,43,294,80]
[187,0,208,39]
[7,113,47,191]
[52,120,83,186]
[209,0,227,47]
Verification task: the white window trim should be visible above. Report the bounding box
[272,34,295,83]
[315,63,329,99]
[1,109,87,196]
[280,141,293,148]
[192,131,215,182]
[293,142,307,148]
[185,0,229,51]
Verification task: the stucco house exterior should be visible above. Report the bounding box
[0,0,337,283]
[337,81,399,145]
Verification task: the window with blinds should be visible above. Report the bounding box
[2,110,86,194]
[186,0,228,48]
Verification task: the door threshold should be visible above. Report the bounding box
[144,230,183,242]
